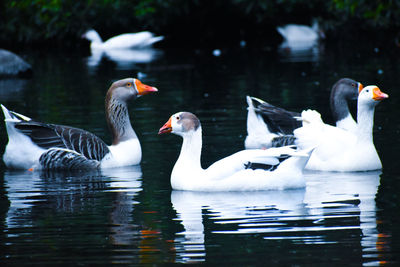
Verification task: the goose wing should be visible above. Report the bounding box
[249,96,301,135]
[105,32,161,48]
[205,146,308,180]
[15,121,110,162]
[294,110,356,161]
[39,148,101,169]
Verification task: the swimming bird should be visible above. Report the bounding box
[82,29,164,50]
[158,112,312,191]
[245,78,362,149]
[0,49,32,77]
[277,21,324,47]
[2,78,157,170]
[294,85,388,171]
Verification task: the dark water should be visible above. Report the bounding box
[1,43,400,265]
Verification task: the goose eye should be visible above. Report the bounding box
[176,116,180,120]
[351,83,356,87]
[126,82,132,87]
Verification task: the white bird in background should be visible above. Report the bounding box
[277,20,324,48]
[82,29,164,69]
[82,29,164,50]
[2,78,158,170]
[294,85,388,172]
[158,112,312,191]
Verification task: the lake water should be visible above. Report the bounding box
[1,42,399,265]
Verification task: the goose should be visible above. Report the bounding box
[158,112,312,191]
[277,21,324,47]
[294,85,388,172]
[2,78,157,170]
[0,49,32,77]
[82,29,164,50]
[245,78,362,149]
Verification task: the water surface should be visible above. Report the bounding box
[0,43,399,265]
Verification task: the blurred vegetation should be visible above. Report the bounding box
[1,0,400,49]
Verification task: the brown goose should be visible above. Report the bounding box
[2,78,157,170]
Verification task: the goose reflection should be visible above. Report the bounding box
[86,48,163,70]
[303,170,381,263]
[278,42,321,63]
[171,171,381,263]
[2,166,143,246]
[171,189,306,263]
[0,79,28,101]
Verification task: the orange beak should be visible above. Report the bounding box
[372,87,389,101]
[358,82,364,93]
[135,79,158,95]
[158,117,172,135]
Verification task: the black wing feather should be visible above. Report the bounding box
[252,99,302,135]
[39,148,100,170]
[244,154,292,171]
[15,121,110,161]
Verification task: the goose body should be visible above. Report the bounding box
[294,85,388,171]
[158,112,311,191]
[2,78,157,170]
[245,78,362,149]
[277,21,322,46]
[82,29,164,50]
[0,49,32,77]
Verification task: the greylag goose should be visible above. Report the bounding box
[2,78,157,170]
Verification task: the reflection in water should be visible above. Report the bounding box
[303,171,381,265]
[171,189,306,263]
[101,167,143,247]
[0,45,398,265]
[0,79,28,101]
[86,48,163,71]
[278,42,321,63]
[171,171,381,264]
[2,166,143,263]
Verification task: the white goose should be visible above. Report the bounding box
[245,78,362,149]
[2,78,157,170]
[82,29,164,50]
[277,21,323,47]
[158,112,312,191]
[294,85,388,171]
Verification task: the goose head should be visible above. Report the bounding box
[333,78,363,101]
[82,29,102,44]
[107,78,158,103]
[158,112,201,137]
[358,85,388,107]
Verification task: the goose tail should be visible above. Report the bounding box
[1,104,32,123]
[147,35,164,46]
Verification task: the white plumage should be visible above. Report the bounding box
[158,112,312,191]
[294,85,388,171]
[277,21,324,49]
[245,78,362,149]
[82,29,164,50]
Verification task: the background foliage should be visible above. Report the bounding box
[1,0,399,49]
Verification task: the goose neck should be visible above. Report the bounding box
[176,128,203,169]
[331,92,351,122]
[105,97,137,145]
[356,102,375,142]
